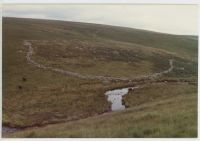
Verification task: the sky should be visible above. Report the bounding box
[2,4,198,35]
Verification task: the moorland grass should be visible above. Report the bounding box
[4,83,197,137]
[2,17,198,137]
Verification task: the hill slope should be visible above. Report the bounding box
[2,17,198,137]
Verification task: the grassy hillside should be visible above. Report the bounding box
[2,17,198,137]
[5,83,197,137]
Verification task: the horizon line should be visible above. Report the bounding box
[3,16,199,36]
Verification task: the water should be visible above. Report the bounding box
[2,126,18,133]
[105,86,139,111]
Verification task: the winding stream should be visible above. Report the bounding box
[2,40,176,134]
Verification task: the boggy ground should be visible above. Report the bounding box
[2,17,198,137]
[4,82,197,137]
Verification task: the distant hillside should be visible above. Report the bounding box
[3,17,198,61]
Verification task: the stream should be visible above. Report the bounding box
[2,41,175,134]
[2,126,18,133]
[105,86,139,111]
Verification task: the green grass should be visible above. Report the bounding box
[31,40,156,78]
[2,17,198,137]
[4,83,197,137]
[124,82,197,107]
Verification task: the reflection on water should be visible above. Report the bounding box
[2,126,18,133]
[105,86,139,111]
[105,88,129,111]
